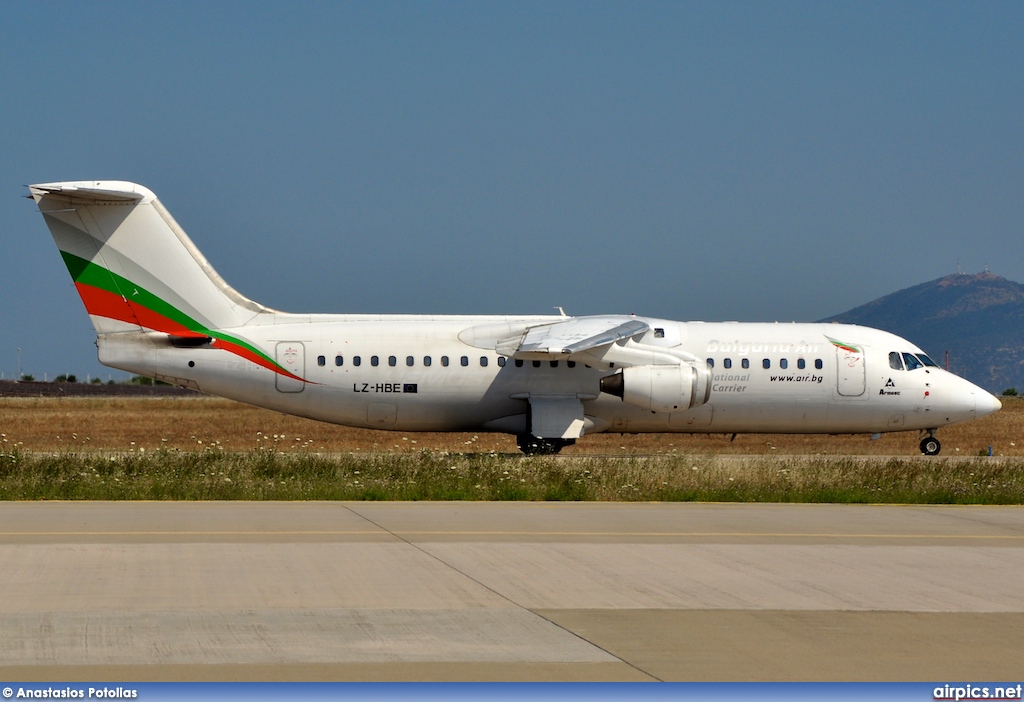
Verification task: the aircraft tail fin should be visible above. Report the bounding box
[29,181,272,337]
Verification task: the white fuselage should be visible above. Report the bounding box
[97,314,994,437]
[29,180,1000,454]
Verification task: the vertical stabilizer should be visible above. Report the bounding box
[29,181,271,337]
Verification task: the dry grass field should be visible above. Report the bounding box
[0,394,1020,456]
[2,396,1022,502]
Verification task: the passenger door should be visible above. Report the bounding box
[836,345,865,397]
[275,342,305,392]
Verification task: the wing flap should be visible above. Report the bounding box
[497,316,649,358]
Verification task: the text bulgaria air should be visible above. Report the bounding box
[10,689,137,699]
[706,340,822,355]
[706,340,824,394]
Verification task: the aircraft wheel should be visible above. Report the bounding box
[920,436,941,456]
[516,435,572,456]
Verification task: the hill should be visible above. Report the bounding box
[820,272,1024,394]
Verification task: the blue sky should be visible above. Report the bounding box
[3,1,1022,381]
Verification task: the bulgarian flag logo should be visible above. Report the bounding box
[826,336,862,354]
[59,250,306,383]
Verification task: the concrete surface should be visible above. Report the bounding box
[0,502,1022,680]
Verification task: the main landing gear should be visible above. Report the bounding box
[516,435,575,456]
[919,430,941,456]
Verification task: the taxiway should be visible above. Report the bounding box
[1,502,1022,681]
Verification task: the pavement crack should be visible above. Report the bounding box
[341,504,659,680]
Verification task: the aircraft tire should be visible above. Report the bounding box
[516,435,572,456]
[920,436,941,456]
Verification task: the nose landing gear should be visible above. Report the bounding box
[920,430,941,456]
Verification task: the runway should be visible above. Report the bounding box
[1,502,1022,681]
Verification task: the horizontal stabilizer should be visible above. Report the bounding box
[29,181,150,205]
[29,180,269,336]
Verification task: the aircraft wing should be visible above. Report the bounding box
[496,315,649,358]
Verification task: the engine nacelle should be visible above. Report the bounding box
[600,363,712,413]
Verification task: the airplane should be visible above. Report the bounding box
[28,180,1001,456]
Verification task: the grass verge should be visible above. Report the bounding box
[2,449,1022,503]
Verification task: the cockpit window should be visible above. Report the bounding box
[889,352,904,371]
[917,354,939,368]
[902,352,923,371]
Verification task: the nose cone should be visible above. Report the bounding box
[977,391,1002,418]
[936,372,1002,426]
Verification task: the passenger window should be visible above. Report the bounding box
[353,356,361,367]
[550,361,558,368]
[480,356,488,367]
[497,357,506,367]
[567,361,576,368]
[406,356,415,367]
[388,356,397,367]
[780,359,788,369]
[815,359,823,370]
[889,352,904,371]
[515,359,524,367]
[461,356,469,367]
[441,356,449,367]
[335,355,343,367]
[762,359,770,369]
[797,359,805,370]
[317,355,326,367]
[533,360,541,368]
[741,358,749,369]
[371,355,379,367]
[707,358,715,368]
[723,358,732,369]
[423,356,432,367]
[903,353,923,371]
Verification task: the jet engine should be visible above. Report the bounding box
[599,363,711,413]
